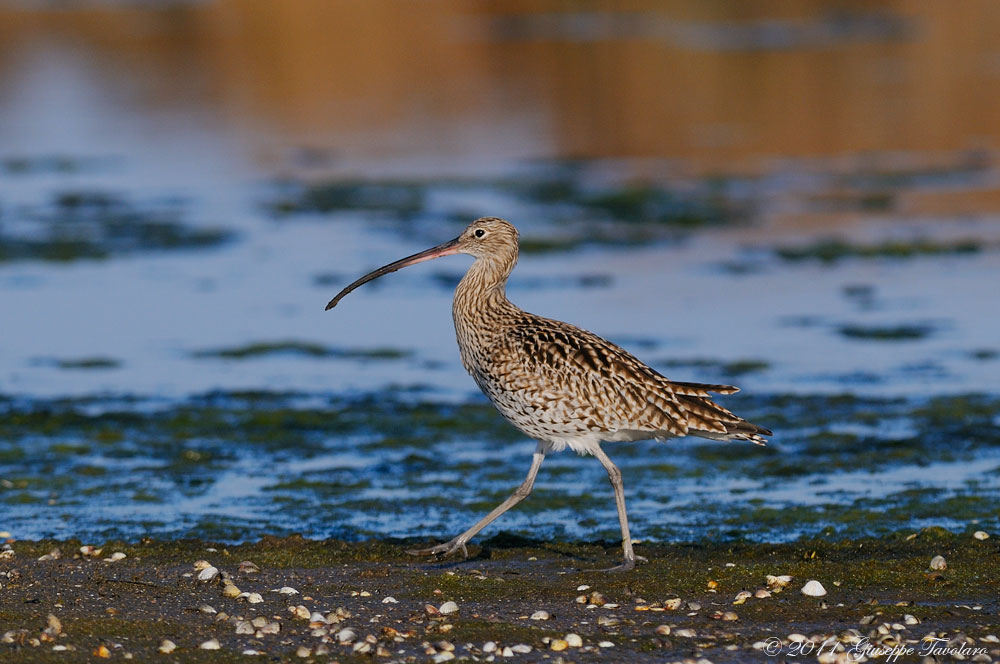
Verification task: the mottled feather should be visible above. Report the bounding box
[449,218,771,454]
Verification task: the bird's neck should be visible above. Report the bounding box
[453,255,515,318]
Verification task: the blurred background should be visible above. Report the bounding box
[1,1,998,544]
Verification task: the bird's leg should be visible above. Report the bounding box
[407,448,546,559]
[592,446,646,572]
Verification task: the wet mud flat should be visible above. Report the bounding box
[2,532,998,663]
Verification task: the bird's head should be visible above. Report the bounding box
[454,217,519,261]
[325,217,520,310]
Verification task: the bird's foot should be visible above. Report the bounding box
[406,538,469,559]
[600,554,648,573]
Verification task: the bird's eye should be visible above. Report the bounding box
[474,229,486,238]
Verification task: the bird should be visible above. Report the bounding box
[325,217,771,571]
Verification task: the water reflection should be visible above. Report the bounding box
[2,1,999,543]
[3,2,1000,175]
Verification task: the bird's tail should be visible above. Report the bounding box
[692,420,772,446]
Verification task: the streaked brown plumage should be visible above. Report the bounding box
[326,217,771,571]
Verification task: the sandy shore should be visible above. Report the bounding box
[1,532,998,663]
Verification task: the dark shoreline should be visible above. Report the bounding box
[1,531,998,663]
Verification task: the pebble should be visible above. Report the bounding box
[79,545,102,557]
[192,560,213,571]
[550,639,568,651]
[234,621,253,635]
[801,580,827,597]
[45,614,62,637]
[501,646,514,657]
[755,588,772,598]
[222,582,241,598]
[663,598,682,610]
[199,604,216,614]
[241,649,260,656]
[655,625,671,636]
[577,584,590,591]
[433,653,455,663]
[94,644,111,658]
[733,590,752,605]
[309,612,325,623]
[197,566,219,582]
[104,552,126,562]
[929,555,947,570]
[512,644,532,653]
[722,611,739,621]
[246,593,263,604]
[439,601,459,615]
[973,531,989,541]
[789,633,808,643]
[382,596,399,604]
[296,646,311,657]
[904,614,919,625]
[336,628,357,644]
[483,641,497,653]
[157,640,176,654]
[766,574,793,590]
[199,638,220,650]
[674,628,696,638]
[565,633,583,647]
[289,605,310,620]
[275,586,299,594]
[238,560,260,574]
[598,641,614,648]
[530,610,550,620]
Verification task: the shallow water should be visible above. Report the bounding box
[1,2,999,544]
[2,389,998,543]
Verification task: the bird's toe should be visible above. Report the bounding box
[406,539,468,559]
[405,543,449,557]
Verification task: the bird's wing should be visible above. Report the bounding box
[504,316,747,438]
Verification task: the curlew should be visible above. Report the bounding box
[326,217,771,571]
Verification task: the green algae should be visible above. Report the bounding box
[43,357,122,370]
[0,190,232,264]
[261,175,749,256]
[657,357,772,377]
[838,323,936,341]
[2,390,999,544]
[191,341,412,361]
[265,179,426,218]
[776,238,983,264]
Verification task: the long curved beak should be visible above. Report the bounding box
[325,236,462,310]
